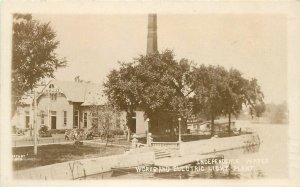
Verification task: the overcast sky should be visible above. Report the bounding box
[33,14,287,104]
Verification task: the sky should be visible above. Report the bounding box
[33,14,287,104]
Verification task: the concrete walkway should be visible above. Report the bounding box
[13,134,260,180]
[14,147,154,180]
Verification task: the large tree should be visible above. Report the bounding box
[222,68,248,134]
[104,50,265,137]
[104,50,194,134]
[191,65,228,136]
[244,78,265,119]
[12,14,66,113]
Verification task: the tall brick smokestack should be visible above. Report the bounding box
[146,14,158,55]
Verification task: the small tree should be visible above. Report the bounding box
[89,103,122,147]
[12,14,66,114]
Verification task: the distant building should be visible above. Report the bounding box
[187,119,236,135]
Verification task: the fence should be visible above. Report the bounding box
[12,137,68,147]
[151,141,180,149]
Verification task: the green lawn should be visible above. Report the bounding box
[13,144,125,171]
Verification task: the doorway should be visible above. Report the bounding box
[25,116,30,128]
[128,112,136,133]
[74,110,79,128]
[50,111,57,129]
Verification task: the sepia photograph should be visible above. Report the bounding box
[1,1,300,186]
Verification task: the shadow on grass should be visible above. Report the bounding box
[13,144,124,171]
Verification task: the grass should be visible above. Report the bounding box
[13,144,125,171]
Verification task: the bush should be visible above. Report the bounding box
[113,129,124,136]
[15,128,25,136]
[39,125,52,137]
[48,129,67,134]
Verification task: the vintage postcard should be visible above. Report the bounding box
[1,1,300,187]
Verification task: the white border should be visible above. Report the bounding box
[1,1,300,187]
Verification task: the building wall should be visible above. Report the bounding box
[11,105,31,129]
[12,99,131,133]
[37,94,73,130]
[135,111,148,137]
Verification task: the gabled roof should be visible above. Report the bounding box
[19,86,45,105]
[39,80,107,105]
[52,80,87,102]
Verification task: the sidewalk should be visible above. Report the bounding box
[12,134,131,147]
[14,147,154,180]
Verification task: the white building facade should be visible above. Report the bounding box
[12,80,148,137]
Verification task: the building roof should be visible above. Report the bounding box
[19,85,45,105]
[52,80,87,102]
[82,83,106,106]
[48,80,107,105]
[19,80,107,106]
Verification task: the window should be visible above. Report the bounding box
[50,93,57,101]
[49,84,57,101]
[41,114,45,124]
[83,113,87,128]
[91,112,98,127]
[63,111,67,125]
[74,110,79,128]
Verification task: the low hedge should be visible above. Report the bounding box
[48,129,68,134]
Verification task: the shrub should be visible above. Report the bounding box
[39,125,52,137]
[48,129,67,134]
[113,129,124,136]
[15,128,25,136]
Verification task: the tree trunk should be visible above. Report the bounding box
[211,115,214,137]
[127,128,130,142]
[228,113,231,135]
[105,134,108,149]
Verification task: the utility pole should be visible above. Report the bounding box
[33,90,38,155]
[29,97,33,136]
[178,117,182,142]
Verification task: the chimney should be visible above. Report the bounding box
[146,14,158,55]
[75,76,80,82]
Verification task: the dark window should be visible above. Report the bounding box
[83,113,87,128]
[74,110,79,128]
[41,114,45,124]
[64,111,67,125]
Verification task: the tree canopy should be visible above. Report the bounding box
[12,14,66,112]
[104,50,193,118]
[104,50,265,135]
